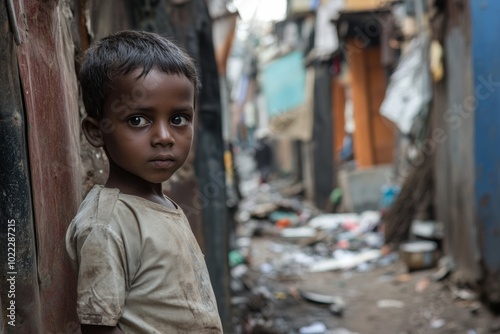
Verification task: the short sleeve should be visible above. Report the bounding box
[74,224,127,326]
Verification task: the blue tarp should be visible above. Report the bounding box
[262,51,306,117]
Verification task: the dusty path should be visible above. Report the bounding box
[233,236,496,334]
[231,151,496,333]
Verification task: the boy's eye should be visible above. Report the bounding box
[171,115,190,126]
[128,116,149,127]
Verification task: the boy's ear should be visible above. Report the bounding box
[82,116,105,148]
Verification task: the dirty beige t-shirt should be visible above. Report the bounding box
[66,185,223,333]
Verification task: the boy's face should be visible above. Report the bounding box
[100,68,194,186]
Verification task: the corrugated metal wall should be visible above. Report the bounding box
[13,0,82,332]
[436,0,500,301]
[0,1,42,332]
[434,0,479,283]
[471,0,500,301]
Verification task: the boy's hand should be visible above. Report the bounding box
[81,325,124,334]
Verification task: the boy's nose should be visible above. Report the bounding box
[151,122,174,146]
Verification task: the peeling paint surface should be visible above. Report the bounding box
[471,0,500,302]
[14,0,82,331]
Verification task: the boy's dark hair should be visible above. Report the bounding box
[79,30,200,119]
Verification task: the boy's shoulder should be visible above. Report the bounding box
[71,185,122,231]
[70,185,184,233]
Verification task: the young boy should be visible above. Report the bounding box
[65,30,223,333]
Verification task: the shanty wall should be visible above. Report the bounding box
[470,0,500,300]
[0,1,82,332]
[434,0,478,283]
[435,0,500,301]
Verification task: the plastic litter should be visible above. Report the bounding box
[328,329,360,334]
[260,263,274,274]
[310,249,382,272]
[281,227,317,239]
[229,250,246,267]
[429,318,446,329]
[299,321,327,334]
[411,220,444,239]
[308,213,359,230]
[377,299,405,308]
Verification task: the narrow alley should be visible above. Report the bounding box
[229,151,496,333]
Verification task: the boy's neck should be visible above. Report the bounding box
[105,172,175,209]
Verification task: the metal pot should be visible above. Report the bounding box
[400,240,438,271]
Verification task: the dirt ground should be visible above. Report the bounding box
[231,236,497,334]
[231,152,498,334]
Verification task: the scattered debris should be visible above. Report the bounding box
[250,203,280,219]
[310,249,382,273]
[299,290,346,315]
[393,273,412,284]
[430,256,455,281]
[415,277,430,293]
[468,301,481,315]
[231,154,492,333]
[299,321,327,334]
[453,288,478,301]
[327,329,360,334]
[299,290,343,304]
[270,211,299,225]
[229,249,246,267]
[329,301,346,317]
[308,213,358,231]
[280,227,317,239]
[410,220,444,240]
[260,263,274,274]
[377,299,405,309]
[429,318,446,329]
[231,264,250,292]
[378,252,399,267]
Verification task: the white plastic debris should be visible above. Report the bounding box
[280,227,317,239]
[430,318,446,329]
[299,321,327,334]
[269,243,285,253]
[328,329,360,334]
[260,263,273,274]
[236,237,252,248]
[411,220,444,239]
[308,213,359,230]
[377,299,405,309]
[310,249,382,272]
[356,211,381,234]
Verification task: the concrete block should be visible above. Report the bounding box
[338,164,393,213]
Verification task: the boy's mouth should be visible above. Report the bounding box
[150,154,176,168]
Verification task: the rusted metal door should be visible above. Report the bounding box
[0,1,41,332]
[11,0,81,332]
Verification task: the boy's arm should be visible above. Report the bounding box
[81,325,124,334]
[73,225,128,328]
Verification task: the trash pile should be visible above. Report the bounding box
[228,147,491,333]
[229,182,401,334]
[227,177,499,333]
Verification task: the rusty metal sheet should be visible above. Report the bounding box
[88,0,131,41]
[14,0,82,332]
[471,0,500,302]
[441,26,478,282]
[312,63,334,210]
[183,2,232,330]
[0,1,41,333]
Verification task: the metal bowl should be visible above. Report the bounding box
[400,240,438,271]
